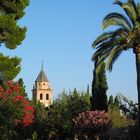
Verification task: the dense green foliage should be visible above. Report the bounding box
[31,100,48,140]
[46,89,91,139]
[1,0,139,139]
[92,0,140,128]
[0,0,29,81]
[108,95,119,108]
[118,93,138,121]
[17,78,27,97]
[0,54,21,80]
[13,89,91,140]
[0,81,34,140]
[108,95,134,128]
[91,62,108,112]
[0,0,29,49]
[108,95,113,107]
[92,0,140,70]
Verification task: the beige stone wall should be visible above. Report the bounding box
[36,82,51,90]
[37,89,52,107]
[33,81,53,107]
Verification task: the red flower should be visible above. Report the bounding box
[14,96,24,102]
[0,80,34,127]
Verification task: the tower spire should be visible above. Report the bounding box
[32,62,53,107]
[41,60,44,70]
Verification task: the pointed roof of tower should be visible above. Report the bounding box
[36,70,49,82]
[35,63,49,82]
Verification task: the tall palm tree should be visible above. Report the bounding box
[92,0,140,128]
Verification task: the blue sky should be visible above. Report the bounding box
[1,0,138,101]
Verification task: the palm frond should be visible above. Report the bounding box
[113,0,123,6]
[92,39,116,60]
[126,30,136,44]
[103,12,132,30]
[92,28,126,61]
[122,3,138,21]
[106,47,117,71]
[95,60,106,74]
[106,43,131,71]
[96,53,109,66]
[92,46,110,61]
[92,0,137,73]
[113,27,128,36]
[114,0,138,26]
[92,32,113,48]
[128,0,138,15]
[137,3,140,17]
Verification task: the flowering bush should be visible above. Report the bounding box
[73,110,111,136]
[73,110,110,127]
[0,80,34,127]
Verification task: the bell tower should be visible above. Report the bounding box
[32,66,53,107]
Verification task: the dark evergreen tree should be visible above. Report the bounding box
[0,54,21,80]
[87,84,90,95]
[0,0,29,49]
[0,0,29,80]
[118,93,138,121]
[108,95,114,107]
[92,0,140,128]
[91,61,108,112]
[18,78,28,97]
[108,95,120,109]
[46,89,91,139]
[114,96,120,108]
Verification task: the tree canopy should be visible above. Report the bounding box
[91,62,108,112]
[0,54,21,80]
[92,0,140,128]
[0,0,29,49]
[46,89,91,139]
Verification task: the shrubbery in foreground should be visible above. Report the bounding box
[0,80,34,128]
[73,110,111,139]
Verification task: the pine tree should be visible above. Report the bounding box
[91,61,108,112]
[0,54,21,80]
[0,0,29,49]
[0,0,29,80]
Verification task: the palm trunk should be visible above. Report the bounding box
[136,52,140,129]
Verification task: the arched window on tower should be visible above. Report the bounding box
[40,93,43,100]
[46,94,49,100]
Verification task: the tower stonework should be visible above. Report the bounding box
[32,68,53,107]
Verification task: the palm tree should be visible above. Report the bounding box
[92,0,140,128]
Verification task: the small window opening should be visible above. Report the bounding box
[40,94,43,100]
[46,94,49,100]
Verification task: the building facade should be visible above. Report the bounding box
[32,68,53,107]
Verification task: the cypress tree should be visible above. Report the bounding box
[18,78,27,97]
[91,61,108,112]
[114,96,120,108]
[108,95,120,109]
[108,95,114,108]
[87,84,90,95]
